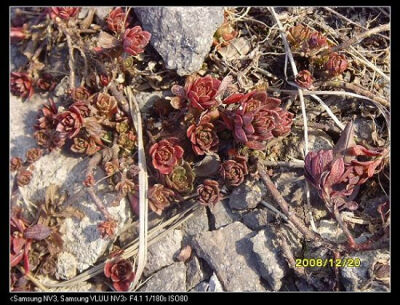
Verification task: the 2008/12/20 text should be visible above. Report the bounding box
[295,258,361,268]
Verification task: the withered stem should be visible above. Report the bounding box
[257,162,317,241]
[87,187,113,220]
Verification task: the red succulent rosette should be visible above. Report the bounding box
[287,24,312,49]
[55,105,84,139]
[16,169,33,187]
[187,122,219,155]
[271,108,294,137]
[325,52,348,76]
[26,148,43,163]
[219,156,248,187]
[104,256,135,291]
[149,138,184,175]
[36,73,56,92]
[295,70,313,89]
[11,72,34,101]
[123,26,151,56]
[49,7,80,20]
[35,99,58,130]
[11,26,29,43]
[148,184,177,215]
[185,75,221,110]
[223,90,290,149]
[107,7,129,33]
[197,179,221,207]
[10,157,23,172]
[98,219,117,238]
[307,31,328,49]
[70,86,91,101]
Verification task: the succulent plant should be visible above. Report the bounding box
[123,26,151,56]
[187,122,219,155]
[325,52,348,76]
[106,7,130,33]
[55,105,84,139]
[70,86,91,102]
[16,169,33,187]
[185,75,221,110]
[104,256,135,291]
[10,157,23,172]
[26,148,43,163]
[98,219,117,238]
[10,72,34,101]
[91,92,118,118]
[165,162,195,194]
[295,70,313,89]
[49,7,80,20]
[148,184,176,215]
[197,179,221,207]
[149,138,184,175]
[219,156,248,187]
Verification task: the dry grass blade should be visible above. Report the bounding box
[125,86,149,290]
[41,202,199,289]
[268,6,317,233]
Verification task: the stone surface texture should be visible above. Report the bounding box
[134,7,224,76]
[190,221,266,291]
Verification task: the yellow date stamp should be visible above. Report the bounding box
[295,258,361,268]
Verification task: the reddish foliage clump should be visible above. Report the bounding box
[295,70,313,89]
[149,138,184,175]
[104,256,135,291]
[11,72,34,101]
[197,179,221,207]
[148,184,176,215]
[325,52,348,76]
[187,122,219,155]
[107,7,130,33]
[123,26,151,56]
[49,7,80,20]
[220,155,248,187]
[185,75,221,111]
[55,105,84,139]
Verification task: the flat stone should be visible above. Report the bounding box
[242,208,272,230]
[139,262,186,292]
[18,151,132,272]
[94,7,112,20]
[55,252,77,280]
[186,255,212,290]
[250,228,287,291]
[181,206,209,239]
[134,7,224,76]
[318,219,347,243]
[144,229,183,276]
[229,179,263,210]
[189,281,209,292]
[134,91,170,115]
[191,221,266,291]
[10,95,47,160]
[340,250,390,291]
[208,273,224,292]
[210,199,240,229]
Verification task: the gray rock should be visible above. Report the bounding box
[11,45,29,71]
[229,179,263,210]
[144,229,183,276]
[10,95,47,160]
[242,208,272,230]
[139,262,186,292]
[250,228,287,291]
[190,281,209,292]
[340,250,390,291]
[191,221,266,291]
[210,199,240,229]
[134,91,170,115]
[54,76,71,97]
[18,151,132,272]
[55,252,77,280]
[78,7,90,19]
[318,219,347,243]
[186,255,212,290]
[134,7,224,76]
[94,7,113,20]
[208,273,224,292]
[181,206,209,239]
